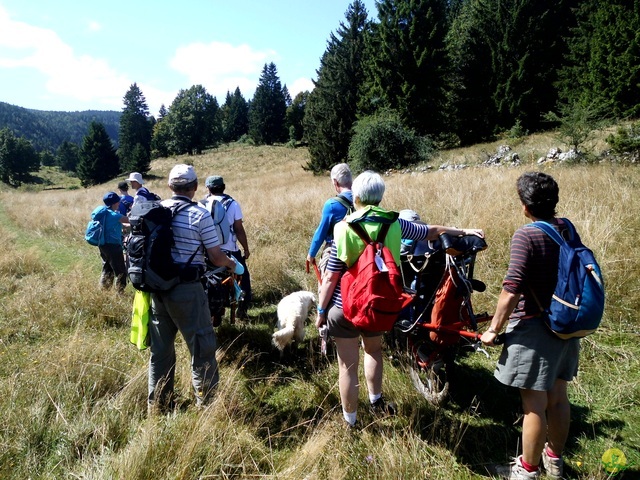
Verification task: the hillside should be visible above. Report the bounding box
[0,101,121,152]
[0,143,638,479]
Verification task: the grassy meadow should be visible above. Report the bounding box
[0,136,639,479]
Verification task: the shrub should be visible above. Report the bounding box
[606,121,640,156]
[348,110,434,173]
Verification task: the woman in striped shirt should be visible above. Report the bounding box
[315,170,484,428]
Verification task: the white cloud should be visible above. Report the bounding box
[289,77,315,98]
[169,41,276,101]
[87,21,101,32]
[0,6,128,109]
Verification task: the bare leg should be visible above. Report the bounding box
[546,379,571,455]
[362,335,383,397]
[334,336,361,414]
[520,388,548,467]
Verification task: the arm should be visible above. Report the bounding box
[315,269,340,328]
[426,225,484,241]
[233,219,250,259]
[308,200,336,261]
[480,289,520,345]
[206,245,237,271]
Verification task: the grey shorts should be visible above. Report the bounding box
[326,304,384,339]
[495,316,580,391]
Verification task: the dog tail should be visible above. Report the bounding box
[272,326,295,351]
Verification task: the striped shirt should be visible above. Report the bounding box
[162,196,220,267]
[327,218,430,309]
[504,221,566,320]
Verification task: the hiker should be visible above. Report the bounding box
[125,172,158,203]
[481,172,578,480]
[147,164,240,413]
[315,170,483,427]
[96,192,129,291]
[307,163,353,274]
[202,175,251,319]
[117,180,134,215]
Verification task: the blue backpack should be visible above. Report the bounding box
[85,206,108,246]
[531,219,605,339]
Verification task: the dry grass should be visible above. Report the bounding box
[0,137,639,479]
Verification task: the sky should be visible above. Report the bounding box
[0,0,378,116]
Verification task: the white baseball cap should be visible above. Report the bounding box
[125,172,144,184]
[168,164,197,185]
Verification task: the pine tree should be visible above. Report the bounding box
[221,87,249,143]
[0,128,39,186]
[77,122,119,187]
[363,0,451,137]
[447,0,578,144]
[286,91,310,143]
[118,83,153,174]
[559,0,640,119]
[249,63,288,145]
[56,140,80,172]
[304,0,371,172]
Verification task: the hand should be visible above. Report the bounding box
[306,254,315,264]
[243,249,250,260]
[315,312,326,328]
[464,228,484,238]
[480,330,498,346]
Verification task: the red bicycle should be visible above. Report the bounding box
[386,233,497,405]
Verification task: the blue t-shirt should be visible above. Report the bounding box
[92,206,124,245]
[118,194,133,215]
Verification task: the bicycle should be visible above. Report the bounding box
[386,232,499,405]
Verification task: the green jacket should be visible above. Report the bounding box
[334,205,401,268]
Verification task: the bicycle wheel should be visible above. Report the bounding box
[408,340,450,406]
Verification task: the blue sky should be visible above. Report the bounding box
[0,0,378,116]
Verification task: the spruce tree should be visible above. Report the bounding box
[77,121,119,187]
[56,140,80,172]
[0,128,39,186]
[222,87,249,143]
[304,0,371,172]
[249,63,288,145]
[363,0,450,137]
[559,0,640,119]
[118,83,153,174]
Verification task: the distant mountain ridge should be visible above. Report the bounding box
[0,101,121,153]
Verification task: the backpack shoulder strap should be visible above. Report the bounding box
[334,194,353,211]
[219,194,234,210]
[530,220,565,246]
[348,221,391,244]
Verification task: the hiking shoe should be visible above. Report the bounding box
[491,456,540,480]
[542,444,564,479]
[370,396,397,416]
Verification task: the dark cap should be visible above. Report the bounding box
[103,191,120,207]
[205,175,224,188]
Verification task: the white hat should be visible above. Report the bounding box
[125,172,144,184]
[168,164,197,185]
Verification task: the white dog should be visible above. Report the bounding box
[272,291,317,351]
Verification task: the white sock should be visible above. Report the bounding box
[343,410,357,426]
[369,392,382,404]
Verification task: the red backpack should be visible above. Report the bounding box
[341,221,414,331]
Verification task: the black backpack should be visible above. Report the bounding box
[126,199,196,292]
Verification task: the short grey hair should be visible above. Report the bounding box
[330,163,352,188]
[352,170,385,206]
